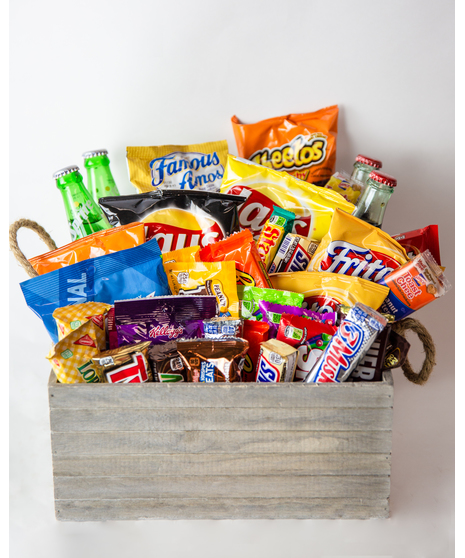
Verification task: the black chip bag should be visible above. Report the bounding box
[98,190,246,253]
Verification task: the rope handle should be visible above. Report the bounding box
[391,317,436,385]
[9,219,57,278]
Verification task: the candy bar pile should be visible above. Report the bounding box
[18,105,450,384]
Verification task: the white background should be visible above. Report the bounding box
[9,1,455,557]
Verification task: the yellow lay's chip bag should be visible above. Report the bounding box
[307,209,409,282]
[220,155,354,241]
[46,320,106,384]
[270,271,390,313]
[164,261,239,318]
[53,302,111,349]
[127,141,229,193]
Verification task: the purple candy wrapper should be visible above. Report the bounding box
[115,295,218,346]
[258,300,337,338]
[304,302,387,384]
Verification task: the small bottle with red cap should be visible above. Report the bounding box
[351,154,383,186]
[352,171,397,229]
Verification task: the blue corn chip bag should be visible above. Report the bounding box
[20,237,170,343]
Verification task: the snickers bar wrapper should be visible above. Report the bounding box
[256,338,298,383]
[305,302,387,383]
[269,233,313,274]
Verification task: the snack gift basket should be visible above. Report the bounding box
[10,107,446,520]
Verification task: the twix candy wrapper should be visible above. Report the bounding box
[92,341,153,383]
[256,339,298,383]
[269,233,316,274]
[257,207,295,271]
[199,229,272,288]
[308,209,409,283]
[165,261,239,317]
[53,302,111,349]
[126,141,229,193]
[305,303,387,383]
[46,320,106,384]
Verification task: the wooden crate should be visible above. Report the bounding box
[48,371,393,521]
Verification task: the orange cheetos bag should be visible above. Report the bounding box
[231,105,338,186]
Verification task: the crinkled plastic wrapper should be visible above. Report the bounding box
[127,141,229,193]
[220,155,354,241]
[231,106,338,186]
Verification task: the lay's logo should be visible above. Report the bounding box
[312,321,364,383]
[319,241,399,282]
[256,354,281,383]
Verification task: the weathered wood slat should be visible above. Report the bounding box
[55,497,390,520]
[54,474,390,500]
[53,452,391,477]
[48,371,393,409]
[50,406,393,432]
[51,430,392,455]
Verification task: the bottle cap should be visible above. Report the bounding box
[82,149,108,160]
[355,154,382,169]
[369,170,397,188]
[53,166,80,179]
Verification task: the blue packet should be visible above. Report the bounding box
[20,237,170,343]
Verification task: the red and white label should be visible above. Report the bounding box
[145,222,223,253]
[106,354,149,383]
[74,334,96,347]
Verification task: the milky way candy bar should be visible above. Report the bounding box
[305,302,387,383]
[350,326,391,382]
[256,338,298,383]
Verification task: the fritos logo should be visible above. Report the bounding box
[319,241,399,282]
[313,322,364,383]
[149,324,184,340]
[256,354,281,383]
[249,134,327,172]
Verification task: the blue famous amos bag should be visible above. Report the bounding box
[20,237,169,343]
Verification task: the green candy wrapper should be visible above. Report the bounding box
[237,286,304,321]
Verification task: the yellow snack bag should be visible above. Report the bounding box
[127,141,229,193]
[53,302,111,349]
[161,245,201,265]
[324,171,362,204]
[307,209,409,282]
[165,261,239,318]
[46,320,106,384]
[270,271,390,313]
[220,155,354,241]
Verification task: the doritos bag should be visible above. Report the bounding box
[231,106,338,186]
[220,155,354,241]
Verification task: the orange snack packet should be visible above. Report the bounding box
[307,209,409,283]
[231,106,338,186]
[162,245,201,265]
[199,229,272,288]
[29,223,146,275]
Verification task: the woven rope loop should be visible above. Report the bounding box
[9,219,57,278]
[391,317,436,385]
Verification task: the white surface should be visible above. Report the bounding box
[9,0,454,556]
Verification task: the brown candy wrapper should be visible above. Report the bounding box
[92,341,153,383]
[177,338,249,382]
[382,330,411,371]
[147,340,188,382]
[350,326,391,382]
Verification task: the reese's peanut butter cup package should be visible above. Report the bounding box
[46,320,106,384]
[231,106,338,186]
[164,261,239,318]
[307,209,409,282]
[99,190,246,253]
[177,338,249,382]
[28,223,146,275]
[127,141,229,193]
[53,301,111,348]
[162,245,201,265]
[220,155,354,241]
[198,229,272,288]
[270,271,390,313]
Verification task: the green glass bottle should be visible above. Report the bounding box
[53,165,111,241]
[352,171,397,229]
[351,154,383,186]
[82,149,120,203]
